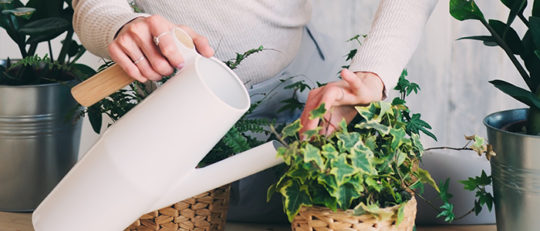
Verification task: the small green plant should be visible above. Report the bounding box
[450,0,540,134]
[0,0,95,85]
[268,71,439,223]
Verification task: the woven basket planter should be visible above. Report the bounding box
[125,184,231,231]
[292,197,417,231]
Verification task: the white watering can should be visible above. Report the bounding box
[32,28,283,231]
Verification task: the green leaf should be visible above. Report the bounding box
[280,180,312,222]
[335,183,361,209]
[406,113,437,141]
[336,131,361,150]
[329,155,355,185]
[534,0,540,17]
[449,0,485,21]
[489,79,540,109]
[436,202,455,223]
[417,168,439,192]
[309,103,326,120]
[356,103,377,121]
[457,35,497,46]
[438,178,453,202]
[318,173,338,194]
[2,7,34,19]
[349,145,376,174]
[310,184,337,211]
[26,0,65,20]
[282,119,301,139]
[303,143,324,169]
[409,181,425,195]
[365,177,383,192]
[390,128,407,150]
[321,143,338,159]
[396,203,406,226]
[87,105,102,134]
[488,19,523,54]
[22,17,71,44]
[529,16,540,50]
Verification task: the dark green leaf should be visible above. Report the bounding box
[449,0,485,21]
[488,20,523,54]
[489,79,540,108]
[457,35,497,46]
[87,104,102,134]
[335,183,361,209]
[329,155,355,185]
[282,119,301,139]
[303,143,324,169]
[500,0,527,26]
[529,17,540,50]
[280,180,312,222]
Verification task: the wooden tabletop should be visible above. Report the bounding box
[0,211,496,231]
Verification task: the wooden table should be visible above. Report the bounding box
[0,211,496,231]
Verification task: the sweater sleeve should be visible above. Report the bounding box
[348,0,438,95]
[72,0,150,58]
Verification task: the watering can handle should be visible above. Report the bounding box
[71,28,197,107]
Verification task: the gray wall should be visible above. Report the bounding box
[1,0,523,225]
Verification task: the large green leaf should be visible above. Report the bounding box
[280,180,312,222]
[449,0,485,21]
[521,31,540,89]
[335,183,361,210]
[533,0,540,17]
[529,17,540,50]
[349,145,376,174]
[19,17,69,42]
[336,131,361,151]
[416,168,439,192]
[310,184,337,211]
[303,143,324,170]
[490,79,540,109]
[87,104,102,134]
[488,20,524,54]
[26,0,64,20]
[329,155,355,185]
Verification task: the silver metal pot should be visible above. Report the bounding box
[484,108,540,231]
[0,81,82,212]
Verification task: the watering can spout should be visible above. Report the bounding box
[150,141,283,211]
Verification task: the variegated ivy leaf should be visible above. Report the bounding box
[378,101,393,118]
[416,168,440,192]
[310,184,338,211]
[390,128,407,151]
[356,121,391,135]
[282,119,301,139]
[348,174,365,192]
[301,127,320,140]
[287,166,311,184]
[321,143,338,159]
[336,131,361,151]
[411,133,424,156]
[335,183,361,209]
[396,150,407,167]
[309,103,326,120]
[396,202,407,225]
[465,135,496,160]
[365,177,383,192]
[349,145,376,174]
[356,103,378,121]
[280,180,312,222]
[303,143,325,170]
[330,155,355,185]
[317,173,338,194]
[354,202,394,221]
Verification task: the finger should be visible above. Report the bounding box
[108,42,146,82]
[132,29,175,76]
[178,25,214,57]
[147,17,184,68]
[117,36,161,81]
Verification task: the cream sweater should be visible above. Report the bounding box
[73,0,437,89]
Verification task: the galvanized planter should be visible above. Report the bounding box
[0,81,82,212]
[484,108,540,231]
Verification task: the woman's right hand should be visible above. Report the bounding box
[108,15,214,82]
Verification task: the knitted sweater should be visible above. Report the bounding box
[72,0,437,89]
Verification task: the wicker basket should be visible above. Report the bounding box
[125,184,231,231]
[292,197,417,231]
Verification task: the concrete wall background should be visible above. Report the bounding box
[1,0,527,225]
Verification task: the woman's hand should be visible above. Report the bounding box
[299,69,385,137]
[108,15,214,82]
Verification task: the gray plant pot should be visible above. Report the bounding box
[0,81,82,212]
[484,108,540,231]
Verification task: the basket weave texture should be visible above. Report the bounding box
[292,197,417,231]
[125,184,231,231]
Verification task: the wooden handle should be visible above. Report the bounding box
[71,64,134,107]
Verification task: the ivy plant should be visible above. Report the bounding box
[268,71,440,223]
[450,0,540,134]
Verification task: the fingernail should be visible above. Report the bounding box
[177,63,184,69]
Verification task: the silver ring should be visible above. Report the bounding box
[153,31,171,46]
[133,56,145,64]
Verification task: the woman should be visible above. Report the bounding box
[73,0,438,223]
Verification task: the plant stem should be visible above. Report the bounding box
[57,30,74,64]
[454,208,475,221]
[416,193,441,213]
[481,19,533,90]
[424,147,472,152]
[519,13,530,27]
[48,41,54,63]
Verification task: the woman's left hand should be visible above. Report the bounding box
[299,69,385,137]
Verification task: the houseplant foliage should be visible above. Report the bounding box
[0,0,95,85]
[268,71,440,224]
[450,0,540,134]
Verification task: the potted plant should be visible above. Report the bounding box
[267,71,447,230]
[450,0,540,230]
[0,0,95,211]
